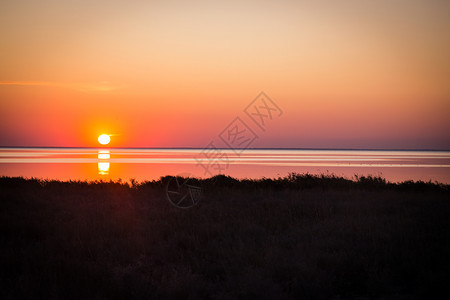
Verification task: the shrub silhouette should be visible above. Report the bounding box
[0,174,449,299]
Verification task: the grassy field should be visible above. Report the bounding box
[1,174,449,299]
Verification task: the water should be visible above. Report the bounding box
[1,148,449,183]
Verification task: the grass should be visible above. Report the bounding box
[0,174,449,299]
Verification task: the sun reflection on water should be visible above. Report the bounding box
[98,150,110,175]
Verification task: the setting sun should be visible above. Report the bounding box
[98,134,111,145]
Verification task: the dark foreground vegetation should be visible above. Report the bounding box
[1,174,449,299]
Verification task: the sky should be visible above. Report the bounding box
[1,0,449,149]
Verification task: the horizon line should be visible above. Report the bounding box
[1,146,449,152]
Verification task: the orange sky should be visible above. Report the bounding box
[1,0,449,149]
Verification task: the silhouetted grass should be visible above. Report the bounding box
[0,174,449,299]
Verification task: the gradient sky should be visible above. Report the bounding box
[1,0,449,149]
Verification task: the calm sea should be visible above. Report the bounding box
[0,148,449,183]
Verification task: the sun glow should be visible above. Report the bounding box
[98,134,111,145]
